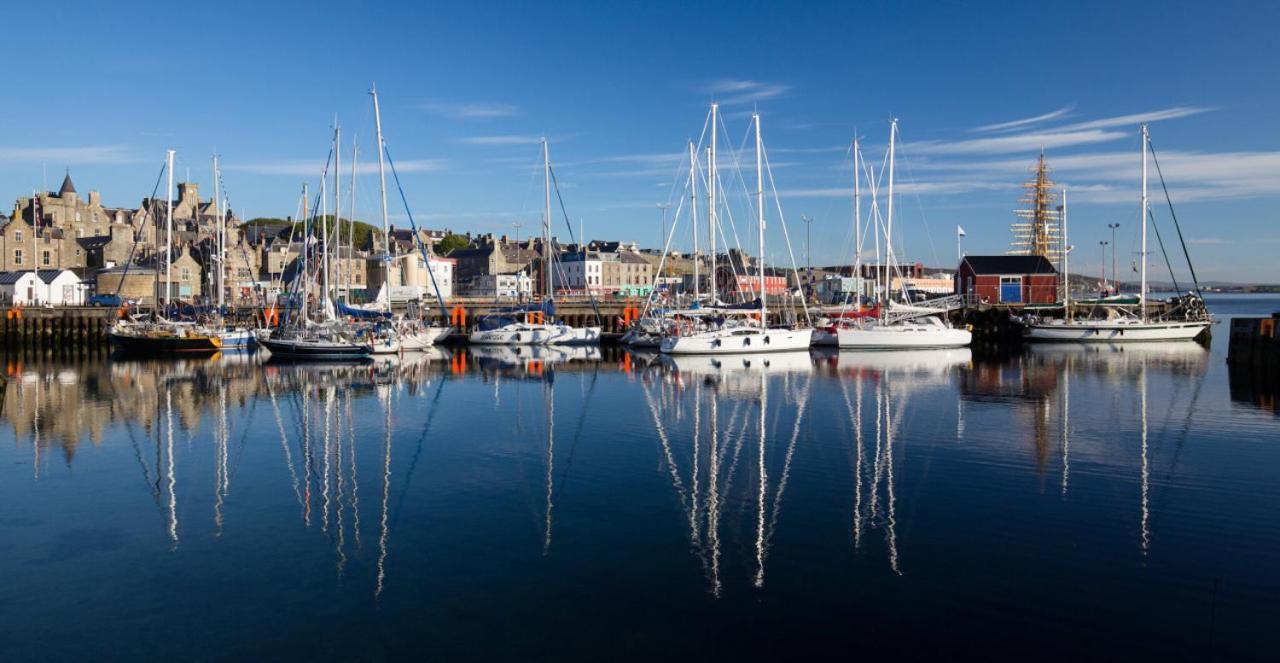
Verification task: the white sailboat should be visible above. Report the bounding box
[661,111,812,355]
[469,138,602,346]
[343,87,451,351]
[623,139,705,348]
[837,119,971,350]
[1024,124,1211,342]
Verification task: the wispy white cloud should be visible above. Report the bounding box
[973,106,1075,133]
[909,129,1129,156]
[705,79,791,105]
[230,159,446,176]
[1187,237,1230,245]
[903,147,1280,203]
[419,101,520,119]
[1057,106,1214,132]
[456,135,543,146]
[779,180,1017,198]
[0,145,141,164]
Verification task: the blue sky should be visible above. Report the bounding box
[3,1,1278,282]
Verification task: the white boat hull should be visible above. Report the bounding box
[1023,320,1209,342]
[836,322,972,349]
[469,323,601,346]
[547,325,602,345]
[399,326,453,350]
[367,337,402,354]
[660,327,813,355]
[217,329,258,349]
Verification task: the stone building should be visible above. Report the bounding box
[95,266,158,305]
[6,173,246,295]
[447,235,540,280]
[11,173,136,238]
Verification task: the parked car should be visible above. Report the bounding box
[88,294,122,307]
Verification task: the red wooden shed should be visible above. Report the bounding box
[956,255,1059,305]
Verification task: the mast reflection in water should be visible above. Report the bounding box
[0,331,1277,659]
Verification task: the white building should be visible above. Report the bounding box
[458,272,533,300]
[555,251,603,294]
[0,271,41,305]
[41,269,87,305]
[373,253,455,303]
[0,270,86,306]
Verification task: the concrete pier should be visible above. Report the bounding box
[1228,314,1280,369]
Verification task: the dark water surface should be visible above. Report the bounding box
[1,296,1277,660]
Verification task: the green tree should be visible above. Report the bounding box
[437,233,470,255]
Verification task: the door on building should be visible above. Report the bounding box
[999,276,1022,303]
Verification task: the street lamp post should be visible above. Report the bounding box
[1107,222,1120,294]
[1099,240,1109,293]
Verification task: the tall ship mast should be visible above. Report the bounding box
[1008,152,1063,264]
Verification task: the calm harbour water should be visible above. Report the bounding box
[1,295,1277,660]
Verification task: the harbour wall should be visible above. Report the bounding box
[0,301,1194,352]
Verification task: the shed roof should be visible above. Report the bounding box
[961,255,1057,275]
[37,269,78,284]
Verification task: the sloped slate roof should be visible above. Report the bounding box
[961,255,1057,275]
[59,173,77,196]
[37,269,75,284]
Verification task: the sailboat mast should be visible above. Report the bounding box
[754,113,766,322]
[1062,187,1070,312]
[165,149,174,308]
[324,124,337,307]
[853,137,861,299]
[689,140,699,302]
[371,86,391,311]
[302,182,309,322]
[543,138,552,300]
[333,122,341,305]
[348,140,358,296]
[1140,123,1149,321]
[884,119,897,318]
[709,103,718,305]
[213,154,223,308]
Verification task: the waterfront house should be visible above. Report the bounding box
[956,255,1058,305]
[0,271,40,305]
[0,269,85,306]
[457,273,532,300]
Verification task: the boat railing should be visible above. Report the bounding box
[883,294,970,324]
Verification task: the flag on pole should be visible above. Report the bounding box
[957,226,966,237]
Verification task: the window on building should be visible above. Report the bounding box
[181,267,190,280]
[14,230,22,243]
[41,251,50,266]
[14,250,22,265]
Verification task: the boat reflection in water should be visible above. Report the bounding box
[1023,341,1210,552]
[10,329,1278,660]
[642,351,817,593]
